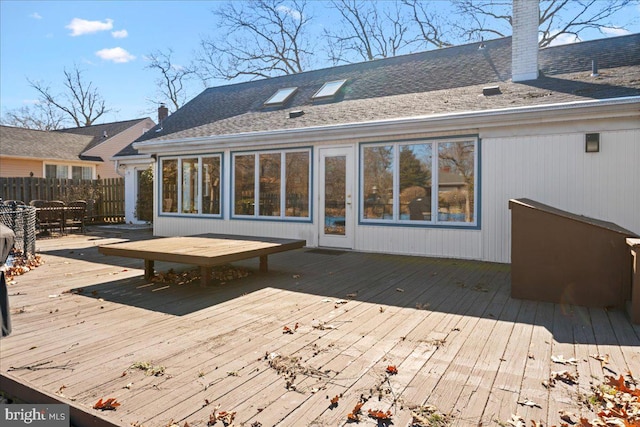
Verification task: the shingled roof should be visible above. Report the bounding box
[118,33,640,156]
[0,125,95,161]
[55,118,150,151]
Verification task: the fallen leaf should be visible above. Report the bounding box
[124,382,133,389]
[386,365,398,375]
[368,409,392,421]
[396,288,404,292]
[517,399,541,408]
[329,395,340,407]
[506,414,525,427]
[559,410,577,424]
[550,370,578,385]
[93,398,121,411]
[334,299,348,305]
[283,326,294,334]
[551,355,578,365]
[346,292,357,298]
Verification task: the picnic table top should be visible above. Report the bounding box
[98,234,306,267]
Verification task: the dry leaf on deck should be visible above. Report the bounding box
[93,398,121,411]
[559,410,577,424]
[551,355,578,365]
[368,409,392,421]
[590,354,610,369]
[517,399,541,408]
[346,401,364,421]
[283,325,294,334]
[386,365,398,375]
[550,370,578,384]
[506,414,526,427]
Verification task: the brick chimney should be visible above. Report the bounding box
[512,0,539,82]
[158,103,169,124]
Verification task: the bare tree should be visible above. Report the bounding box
[454,0,637,47]
[1,103,66,131]
[28,65,111,127]
[145,48,196,111]
[324,0,414,64]
[196,0,314,82]
[402,0,453,49]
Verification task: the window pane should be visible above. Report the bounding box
[161,159,177,213]
[400,144,432,221]
[438,141,475,222]
[72,166,82,180]
[363,145,394,220]
[324,155,346,235]
[82,167,92,180]
[234,154,255,215]
[259,153,281,216]
[57,165,68,179]
[202,157,221,215]
[285,151,309,217]
[45,165,56,179]
[182,158,198,213]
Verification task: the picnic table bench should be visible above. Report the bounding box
[98,234,306,287]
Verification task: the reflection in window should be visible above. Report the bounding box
[400,144,432,221]
[182,158,198,213]
[234,155,255,215]
[160,155,221,215]
[324,156,346,235]
[363,145,393,219]
[233,149,311,220]
[161,159,178,213]
[285,152,309,217]
[438,141,474,222]
[259,153,281,216]
[360,138,477,226]
[202,157,220,215]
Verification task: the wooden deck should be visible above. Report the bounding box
[1,227,638,427]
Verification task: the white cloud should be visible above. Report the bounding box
[276,5,302,20]
[30,12,42,20]
[66,18,113,36]
[601,27,631,37]
[95,47,135,63]
[546,32,581,46]
[111,29,128,38]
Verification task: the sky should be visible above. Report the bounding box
[1,0,639,127]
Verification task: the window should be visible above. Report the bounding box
[361,138,477,226]
[45,164,69,179]
[312,79,347,100]
[232,148,311,220]
[72,166,93,180]
[264,87,298,106]
[160,155,222,215]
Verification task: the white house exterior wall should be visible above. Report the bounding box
[481,123,639,263]
[148,102,639,264]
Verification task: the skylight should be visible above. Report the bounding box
[312,79,347,100]
[264,87,298,106]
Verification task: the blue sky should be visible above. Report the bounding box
[1,1,639,127]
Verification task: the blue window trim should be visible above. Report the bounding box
[157,153,225,219]
[230,146,313,223]
[358,135,481,230]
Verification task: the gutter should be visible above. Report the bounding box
[133,96,640,154]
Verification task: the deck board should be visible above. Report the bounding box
[1,227,638,427]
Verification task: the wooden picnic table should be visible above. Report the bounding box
[98,234,306,286]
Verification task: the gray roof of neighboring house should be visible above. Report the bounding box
[55,118,151,151]
[0,125,96,162]
[117,33,640,156]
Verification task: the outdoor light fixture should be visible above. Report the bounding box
[585,133,600,153]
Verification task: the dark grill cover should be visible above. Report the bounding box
[1,223,15,337]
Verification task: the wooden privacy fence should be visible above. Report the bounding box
[0,177,125,223]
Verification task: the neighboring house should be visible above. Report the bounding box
[54,118,155,179]
[116,2,639,263]
[0,118,155,181]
